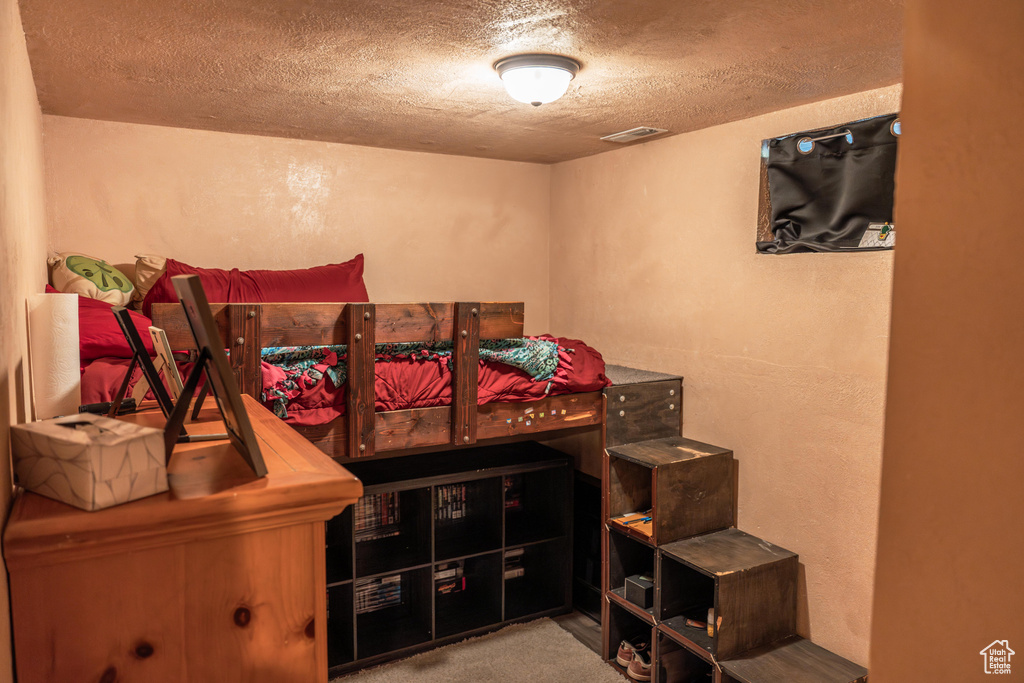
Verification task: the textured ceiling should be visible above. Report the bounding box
[18,0,903,163]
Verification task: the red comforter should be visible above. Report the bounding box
[81,337,610,427]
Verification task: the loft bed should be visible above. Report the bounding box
[150,301,607,460]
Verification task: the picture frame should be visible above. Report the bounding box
[149,326,184,401]
[166,274,267,477]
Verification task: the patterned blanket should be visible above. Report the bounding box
[261,338,569,419]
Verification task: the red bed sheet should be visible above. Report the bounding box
[80,336,610,426]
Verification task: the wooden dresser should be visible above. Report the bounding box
[3,396,362,683]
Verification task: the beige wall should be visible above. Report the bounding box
[871,1,1024,680]
[0,0,49,679]
[550,85,902,664]
[42,117,553,333]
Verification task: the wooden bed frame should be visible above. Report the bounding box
[151,301,604,460]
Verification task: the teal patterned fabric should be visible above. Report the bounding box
[261,338,568,419]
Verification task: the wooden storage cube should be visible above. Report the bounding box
[607,528,657,618]
[327,583,354,668]
[657,633,714,683]
[504,464,570,546]
[605,599,656,677]
[434,477,502,560]
[659,529,798,661]
[355,567,432,659]
[504,539,569,620]
[603,366,683,448]
[608,436,735,545]
[434,552,502,638]
[325,507,353,585]
[719,635,868,683]
[354,487,431,577]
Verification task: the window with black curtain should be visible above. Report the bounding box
[757,113,899,254]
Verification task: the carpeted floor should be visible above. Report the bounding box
[331,618,622,683]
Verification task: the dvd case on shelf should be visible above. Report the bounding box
[435,483,467,521]
[355,492,401,542]
[355,574,402,614]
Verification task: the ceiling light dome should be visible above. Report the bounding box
[495,54,581,107]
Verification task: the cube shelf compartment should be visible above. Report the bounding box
[434,552,503,638]
[607,527,657,619]
[355,568,432,659]
[607,436,735,546]
[354,488,432,577]
[504,539,570,620]
[657,632,714,683]
[434,478,502,560]
[325,442,572,676]
[659,528,797,661]
[505,466,569,546]
[606,599,656,679]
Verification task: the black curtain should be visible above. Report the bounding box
[757,113,898,254]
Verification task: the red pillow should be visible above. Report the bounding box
[142,254,368,316]
[44,285,156,361]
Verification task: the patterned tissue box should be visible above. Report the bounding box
[11,413,167,511]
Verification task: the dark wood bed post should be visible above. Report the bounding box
[229,303,262,397]
[451,302,480,447]
[346,303,376,458]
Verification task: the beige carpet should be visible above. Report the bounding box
[331,618,622,683]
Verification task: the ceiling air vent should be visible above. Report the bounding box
[600,126,668,143]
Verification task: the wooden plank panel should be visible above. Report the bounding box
[605,379,682,447]
[8,545,186,683]
[152,302,233,349]
[607,436,732,469]
[154,301,524,348]
[346,304,375,458]
[451,302,480,446]
[375,406,452,451]
[296,394,603,458]
[184,525,321,682]
[260,303,349,347]
[720,636,868,683]
[477,392,603,440]
[259,302,524,346]
[655,450,735,544]
[376,302,523,342]
[660,529,797,576]
[716,556,798,660]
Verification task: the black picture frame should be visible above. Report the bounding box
[167,274,267,477]
[110,307,179,419]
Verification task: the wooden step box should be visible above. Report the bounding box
[658,528,798,661]
[607,436,736,546]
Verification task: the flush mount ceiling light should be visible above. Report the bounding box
[494,54,580,107]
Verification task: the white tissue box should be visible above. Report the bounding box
[11,413,168,511]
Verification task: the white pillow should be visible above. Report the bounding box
[130,254,168,310]
[48,252,134,306]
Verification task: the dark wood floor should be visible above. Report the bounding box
[553,610,602,655]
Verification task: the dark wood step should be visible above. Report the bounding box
[720,635,868,683]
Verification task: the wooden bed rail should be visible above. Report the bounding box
[150,302,526,458]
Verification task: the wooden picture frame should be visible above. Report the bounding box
[149,326,184,400]
[167,275,267,477]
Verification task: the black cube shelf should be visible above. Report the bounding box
[325,442,573,676]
